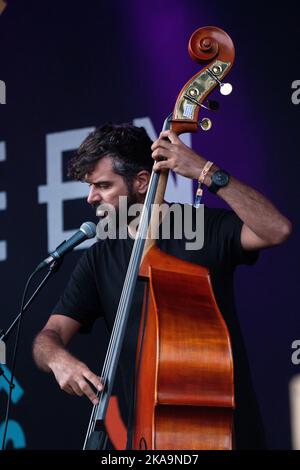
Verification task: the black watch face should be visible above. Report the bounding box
[213,170,229,186]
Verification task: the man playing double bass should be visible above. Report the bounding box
[33,123,292,449]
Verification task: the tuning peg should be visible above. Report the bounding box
[198,118,212,131]
[219,83,233,96]
[184,94,219,112]
[207,68,233,96]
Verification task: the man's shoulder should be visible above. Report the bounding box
[79,239,103,264]
[87,239,104,254]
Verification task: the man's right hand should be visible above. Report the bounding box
[50,355,103,405]
[32,314,103,406]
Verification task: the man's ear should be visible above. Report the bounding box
[133,170,151,195]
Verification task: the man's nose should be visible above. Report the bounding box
[87,185,101,205]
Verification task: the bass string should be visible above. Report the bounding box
[86,117,171,441]
[99,169,157,387]
[96,119,171,403]
[88,168,160,431]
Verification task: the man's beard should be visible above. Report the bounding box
[93,191,141,232]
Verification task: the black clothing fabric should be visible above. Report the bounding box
[53,205,266,449]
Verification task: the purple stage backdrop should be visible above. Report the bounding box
[0,0,299,450]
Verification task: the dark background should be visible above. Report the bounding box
[0,0,299,449]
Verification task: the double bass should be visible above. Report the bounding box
[84,26,235,450]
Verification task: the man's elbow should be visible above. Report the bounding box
[272,218,293,245]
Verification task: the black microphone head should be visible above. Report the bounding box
[80,221,97,239]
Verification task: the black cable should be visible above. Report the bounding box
[1,269,37,450]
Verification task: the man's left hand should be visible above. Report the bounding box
[151,130,206,180]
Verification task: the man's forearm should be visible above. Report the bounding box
[151,131,292,246]
[33,329,74,372]
[33,328,103,404]
[203,165,292,245]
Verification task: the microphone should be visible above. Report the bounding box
[35,221,96,272]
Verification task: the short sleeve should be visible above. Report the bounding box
[52,246,103,333]
[204,208,259,271]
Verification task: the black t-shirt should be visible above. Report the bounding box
[53,205,266,449]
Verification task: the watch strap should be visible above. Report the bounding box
[208,169,230,194]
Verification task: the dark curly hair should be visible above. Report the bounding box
[68,123,153,189]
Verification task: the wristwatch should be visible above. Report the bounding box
[208,169,230,194]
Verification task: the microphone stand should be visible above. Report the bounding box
[0,225,96,374]
[0,258,63,381]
